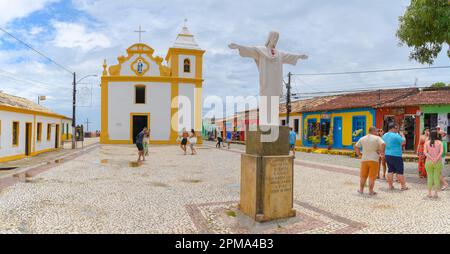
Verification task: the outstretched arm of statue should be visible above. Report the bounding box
[282,52,308,65]
[228,43,259,59]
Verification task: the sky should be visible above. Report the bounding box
[0,0,449,131]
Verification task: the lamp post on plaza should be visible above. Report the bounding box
[72,73,98,149]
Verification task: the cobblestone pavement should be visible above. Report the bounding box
[0,138,100,179]
[1,143,450,233]
[204,141,450,176]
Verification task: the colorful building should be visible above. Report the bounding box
[301,89,421,149]
[380,87,450,153]
[0,92,69,163]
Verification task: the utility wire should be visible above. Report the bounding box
[0,68,62,87]
[291,66,450,76]
[0,27,73,75]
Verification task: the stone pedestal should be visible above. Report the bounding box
[239,125,296,222]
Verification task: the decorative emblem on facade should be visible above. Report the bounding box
[131,57,150,76]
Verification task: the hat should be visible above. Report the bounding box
[437,125,441,129]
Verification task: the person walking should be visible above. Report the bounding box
[136,127,148,162]
[180,129,189,155]
[226,131,232,149]
[438,128,449,190]
[424,129,444,198]
[354,126,386,195]
[143,130,150,156]
[289,127,297,158]
[377,129,387,179]
[383,124,409,191]
[216,133,223,148]
[188,129,198,155]
[417,128,430,178]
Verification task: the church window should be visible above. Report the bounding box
[184,59,191,73]
[12,121,19,146]
[135,85,146,104]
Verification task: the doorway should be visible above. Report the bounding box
[55,124,60,148]
[131,114,149,144]
[333,117,343,148]
[25,123,32,156]
[404,115,416,151]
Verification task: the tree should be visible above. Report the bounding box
[396,0,450,64]
[430,82,447,88]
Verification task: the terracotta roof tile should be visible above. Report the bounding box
[381,87,450,107]
[0,92,59,115]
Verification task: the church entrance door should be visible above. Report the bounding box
[131,113,150,144]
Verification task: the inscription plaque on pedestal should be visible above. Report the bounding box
[239,125,295,222]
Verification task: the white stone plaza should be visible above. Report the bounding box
[1,141,449,234]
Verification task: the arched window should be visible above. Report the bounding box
[183,59,190,73]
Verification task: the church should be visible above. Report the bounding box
[100,23,205,145]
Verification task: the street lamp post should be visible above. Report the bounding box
[72,73,98,149]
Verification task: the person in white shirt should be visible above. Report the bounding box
[354,126,386,195]
[188,129,197,155]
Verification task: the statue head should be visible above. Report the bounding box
[265,31,279,49]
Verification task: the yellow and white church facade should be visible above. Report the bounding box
[100,24,205,145]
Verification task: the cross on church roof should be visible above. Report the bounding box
[134,25,146,43]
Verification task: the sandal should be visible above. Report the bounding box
[369,192,377,196]
[401,187,410,191]
[357,190,363,195]
[441,185,448,191]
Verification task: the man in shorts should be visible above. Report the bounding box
[354,126,385,195]
[382,124,409,190]
[289,127,297,158]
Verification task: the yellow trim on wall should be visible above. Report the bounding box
[47,123,51,141]
[195,54,203,79]
[0,154,26,163]
[100,80,109,144]
[32,115,36,153]
[101,76,203,84]
[170,82,179,141]
[0,105,65,119]
[129,113,150,143]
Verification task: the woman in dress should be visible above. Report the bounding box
[143,130,150,156]
[188,129,197,155]
[424,129,444,199]
[417,128,430,178]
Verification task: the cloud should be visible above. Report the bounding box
[51,21,111,51]
[0,0,58,26]
[1,0,449,131]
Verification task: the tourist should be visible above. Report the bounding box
[354,126,386,195]
[383,124,409,191]
[180,129,189,155]
[143,130,150,157]
[136,127,148,162]
[189,129,198,155]
[216,133,223,148]
[377,129,387,179]
[226,131,232,149]
[289,127,297,158]
[417,128,430,178]
[424,129,444,198]
[438,128,449,190]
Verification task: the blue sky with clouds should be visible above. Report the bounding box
[0,0,449,131]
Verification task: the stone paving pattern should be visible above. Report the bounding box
[0,142,450,233]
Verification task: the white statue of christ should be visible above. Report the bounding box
[229,31,308,98]
[229,31,307,141]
